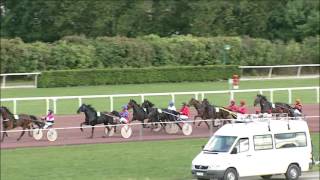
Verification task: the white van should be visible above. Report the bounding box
[191,119,313,180]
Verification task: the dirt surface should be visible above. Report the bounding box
[1,104,319,149]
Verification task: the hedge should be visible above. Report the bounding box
[38,65,240,87]
[1,35,319,73]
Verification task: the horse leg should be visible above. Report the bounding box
[28,124,33,137]
[177,123,182,130]
[17,128,26,141]
[102,126,110,138]
[1,131,6,142]
[90,126,95,138]
[80,122,85,132]
[204,121,210,129]
[193,115,200,125]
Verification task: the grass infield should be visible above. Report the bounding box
[1,133,319,180]
[1,79,319,115]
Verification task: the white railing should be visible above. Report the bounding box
[0,72,41,88]
[1,86,319,114]
[2,116,319,133]
[239,64,320,80]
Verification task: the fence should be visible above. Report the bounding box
[1,86,319,114]
[0,72,41,88]
[239,64,320,80]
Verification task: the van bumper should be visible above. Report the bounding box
[191,169,225,179]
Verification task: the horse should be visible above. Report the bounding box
[188,98,214,129]
[141,100,182,130]
[127,99,149,128]
[77,104,117,138]
[253,94,295,117]
[0,106,45,141]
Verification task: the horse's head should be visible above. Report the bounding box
[188,98,199,106]
[0,106,11,120]
[254,94,267,107]
[141,100,154,108]
[77,104,87,114]
[128,99,139,109]
[202,98,210,106]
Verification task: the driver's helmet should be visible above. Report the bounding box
[240,100,245,105]
[48,109,53,114]
[295,99,301,104]
[230,100,235,104]
[169,101,174,106]
[122,105,128,110]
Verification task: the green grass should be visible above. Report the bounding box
[1,138,207,180]
[1,79,319,115]
[1,133,319,180]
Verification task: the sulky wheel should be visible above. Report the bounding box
[171,123,179,134]
[182,123,193,136]
[47,129,58,142]
[165,124,173,134]
[152,122,162,132]
[33,128,43,140]
[121,125,132,139]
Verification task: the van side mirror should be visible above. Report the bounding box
[201,145,204,150]
[231,148,237,154]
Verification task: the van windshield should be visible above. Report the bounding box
[203,135,237,153]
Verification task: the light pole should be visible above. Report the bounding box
[223,44,231,65]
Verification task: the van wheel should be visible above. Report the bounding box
[285,164,300,180]
[261,175,272,179]
[223,168,238,180]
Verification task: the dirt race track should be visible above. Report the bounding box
[1,105,319,149]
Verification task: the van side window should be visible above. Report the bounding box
[253,134,273,150]
[234,138,249,153]
[275,132,307,149]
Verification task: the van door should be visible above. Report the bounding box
[251,134,276,175]
[230,138,257,177]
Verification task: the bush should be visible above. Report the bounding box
[38,65,240,87]
[1,35,319,74]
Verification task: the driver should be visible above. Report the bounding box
[42,109,55,129]
[227,99,238,112]
[237,100,247,114]
[168,101,176,111]
[179,102,190,120]
[293,99,302,117]
[119,105,129,124]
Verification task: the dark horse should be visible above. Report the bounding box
[141,100,182,130]
[189,98,237,129]
[188,98,214,129]
[77,104,117,138]
[253,94,295,117]
[0,106,45,141]
[127,99,148,128]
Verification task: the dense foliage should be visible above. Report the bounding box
[37,65,239,87]
[1,0,319,42]
[1,35,319,73]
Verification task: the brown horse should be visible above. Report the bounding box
[188,98,238,128]
[0,106,44,141]
[188,98,213,129]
